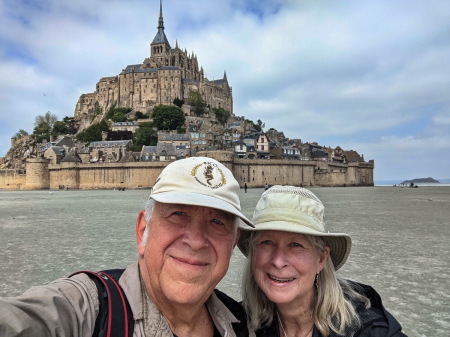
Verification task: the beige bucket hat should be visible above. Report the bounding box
[238,185,351,270]
[150,156,254,228]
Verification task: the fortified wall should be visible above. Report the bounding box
[0,169,26,190]
[0,152,374,190]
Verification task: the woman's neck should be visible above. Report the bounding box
[277,303,314,337]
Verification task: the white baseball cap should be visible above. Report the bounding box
[150,157,254,228]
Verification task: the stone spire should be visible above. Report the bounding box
[151,0,171,50]
[158,0,164,29]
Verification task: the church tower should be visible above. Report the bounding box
[151,0,171,58]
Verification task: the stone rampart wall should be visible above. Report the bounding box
[233,159,317,187]
[49,162,168,189]
[0,154,374,190]
[0,170,26,189]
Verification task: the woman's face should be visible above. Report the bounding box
[252,230,329,310]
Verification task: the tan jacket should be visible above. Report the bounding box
[0,263,252,337]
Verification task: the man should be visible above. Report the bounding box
[0,157,254,337]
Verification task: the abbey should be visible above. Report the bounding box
[74,1,232,130]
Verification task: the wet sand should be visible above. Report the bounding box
[1,186,449,336]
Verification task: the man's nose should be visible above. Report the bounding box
[181,220,209,250]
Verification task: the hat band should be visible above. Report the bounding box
[252,208,326,233]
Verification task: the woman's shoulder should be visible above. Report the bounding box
[344,280,407,337]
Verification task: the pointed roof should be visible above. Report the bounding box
[60,153,81,163]
[151,0,171,47]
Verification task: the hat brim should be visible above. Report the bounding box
[151,191,254,228]
[238,220,351,270]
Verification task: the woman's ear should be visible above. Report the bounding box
[318,246,330,273]
[136,210,147,255]
[233,229,241,247]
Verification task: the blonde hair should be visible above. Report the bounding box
[241,232,370,336]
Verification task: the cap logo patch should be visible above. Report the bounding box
[191,161,227,189]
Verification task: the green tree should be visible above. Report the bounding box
[212,108,231,126]
[135,111,150,120]
[14,129,29,138]
[51,121,68,137]
[132,126,157,151]
[63,116,78,134]
[34,111,58,129]
[111,111,127,122]
[187,91,206,115]
[51,116,78,137]
[33,123,50,143]
[33,111,58,142]
[152,105,185,130]
[105,107,132,121]
[173,97,184,108]
[76,120,110,142]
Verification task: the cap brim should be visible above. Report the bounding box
[237,220,351,270]
[151,191,254,228]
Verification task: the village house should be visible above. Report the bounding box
[282,146,301,160]
[89,140,133,163]
[111,121,140,133]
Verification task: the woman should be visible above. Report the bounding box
[239,185,407,337]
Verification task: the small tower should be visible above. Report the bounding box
[151,0,171,57]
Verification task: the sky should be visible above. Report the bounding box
[1,0,449,182]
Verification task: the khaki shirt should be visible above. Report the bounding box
[0,263,252,337]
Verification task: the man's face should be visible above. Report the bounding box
[137,202,239,308]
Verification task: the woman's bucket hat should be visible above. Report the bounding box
[238,185,351,270]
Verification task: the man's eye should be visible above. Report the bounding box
[209,218,233,236]
[172,211,186,216]
[260,240,273,245]
[291,242,303,248]
[212,218,225,226]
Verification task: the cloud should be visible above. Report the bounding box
[1,0,449,181]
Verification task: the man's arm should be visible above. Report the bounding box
[0,274,99,337]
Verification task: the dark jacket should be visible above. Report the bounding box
[255,281,407,337]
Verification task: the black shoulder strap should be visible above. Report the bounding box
[69,269,134,337]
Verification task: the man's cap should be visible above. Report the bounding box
[238,185,351,270]
[150,157,254,228]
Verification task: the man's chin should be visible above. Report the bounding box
[162,282,213,305]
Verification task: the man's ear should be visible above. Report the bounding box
[136,210,147,255]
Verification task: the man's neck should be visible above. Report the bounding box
[141,270,215,337]
[164,303,215,337]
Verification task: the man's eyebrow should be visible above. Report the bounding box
[163,203,189,210]
[210,209,234,220]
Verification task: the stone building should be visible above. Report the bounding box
[74,0,233,131]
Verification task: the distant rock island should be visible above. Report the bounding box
[401,177,440,184]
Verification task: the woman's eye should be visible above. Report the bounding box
[260,240,273,245]
[172,211,186,216]
[291,242,303,248]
